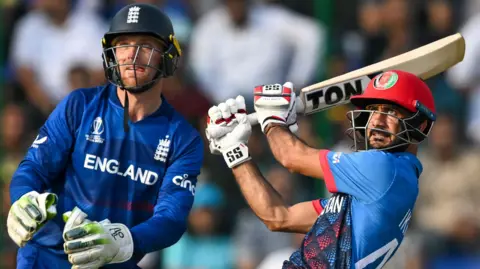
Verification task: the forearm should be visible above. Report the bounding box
[264,124,322,178]
[130,213,187,256]
[232,161,290,231]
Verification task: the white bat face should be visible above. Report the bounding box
[301,73,379,115]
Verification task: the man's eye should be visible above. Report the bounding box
[387,109,397,116]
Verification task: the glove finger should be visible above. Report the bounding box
[225,98,238,115]
[7,223,27,247]
[63,207,88,239]
[18,194,42,222]
[64,233,107,254]
[218,102,234,125]
[12,204,37,233]
[207,106,223,125]
[68,246,103,265]
[283,81,294,91]
[11,232,25,247]
[64,222,102,241]
[235,95,247,113]
[8,217,31,241]
[37,193,58,220]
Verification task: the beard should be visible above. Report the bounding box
[367,129,396,149]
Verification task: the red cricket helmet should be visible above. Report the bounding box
[347,70,437,152]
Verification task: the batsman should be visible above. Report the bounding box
[7,3,203,269]
[206,70,436,268]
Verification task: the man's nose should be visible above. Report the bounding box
[124,46,139,60]
[370,112,388,128]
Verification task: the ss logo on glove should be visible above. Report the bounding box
[226,147,244,162]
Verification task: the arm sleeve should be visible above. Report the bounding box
[9,91,83,203]
[312,198,329,215]
[129,132,203,256]
[318,150,396,203]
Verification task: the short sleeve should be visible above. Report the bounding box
[319,150,396,203]
[312,198,329,215]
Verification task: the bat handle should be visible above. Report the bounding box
[247,96,304,126]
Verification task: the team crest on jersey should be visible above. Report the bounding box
[154,135,170,162]
[373,71,398,90]
[126,6,141,23]
[86,117,105,144]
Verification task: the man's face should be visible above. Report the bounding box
[225,0,248,26]
[113,35,165,88]
[365,104,409,149]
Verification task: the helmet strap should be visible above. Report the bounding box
[123,90,130,133]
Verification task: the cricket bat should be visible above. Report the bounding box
[247,33,465,125]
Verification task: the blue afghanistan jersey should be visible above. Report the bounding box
[10,83,204,268]
[284,150,421,269]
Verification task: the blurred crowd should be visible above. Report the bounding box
[1,0,480,268]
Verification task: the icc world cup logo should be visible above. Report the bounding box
[91,117,104,135]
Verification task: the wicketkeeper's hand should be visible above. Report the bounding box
[206,95,252,168]
[63,207,134,269]
[7,191,58,247]
[254,82,298,134]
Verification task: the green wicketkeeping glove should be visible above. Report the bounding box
[62,207,134,269]
[7,191,58,247]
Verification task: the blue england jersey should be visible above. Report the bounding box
[284,150,421,269]
[10,83,203,268]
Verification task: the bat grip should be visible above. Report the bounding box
[247,96,304,126]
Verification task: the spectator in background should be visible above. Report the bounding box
[419,0,456,45]
[233,165,295,269]
[162,182,235,269]
[0,104,29,179]
[67,65,91,90]
[189,0,325,107]
[446,11,480,145]
[380,0,417,60]
[9,0,106,117]
[415,113,480,237]
[0,104,29,269]
[342,0,387,70]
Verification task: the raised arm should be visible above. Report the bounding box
[232,160,319,233]
[264,124,325,179]
[206,96,318,234]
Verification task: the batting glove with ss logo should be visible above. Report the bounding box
[254,82,298,134]
[206,96,252,168]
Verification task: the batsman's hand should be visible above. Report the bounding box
[7,191,58,247]
[63,207,134,269]
[206,95,252,168]
[253,82,298,133]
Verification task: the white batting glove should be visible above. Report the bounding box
[7,191,58,247]
[253,82,298,133]
[63,207,134,269]
[206,96,252,168]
